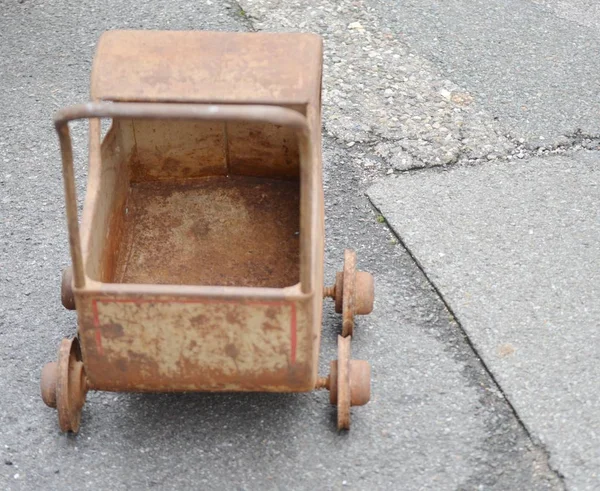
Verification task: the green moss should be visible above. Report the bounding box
[376,215,385,224]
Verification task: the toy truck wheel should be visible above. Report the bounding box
[355,271,374,316]
[324,250,375,337]
[327,335,371,430]
[41,362,58,408]
[41,337,88,433]
[57,337,88,433]
[61,267,76,310]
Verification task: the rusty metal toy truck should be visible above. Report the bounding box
[40,31,374,432]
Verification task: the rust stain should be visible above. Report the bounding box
[113,176,300,288]
[85,296,306,392]
[190,314,209,325]
[264,307,278,321]
[262,322,280,333]
[225,310,244,326]
[189,217,211,237]
[101,323,124,338]
[497,343,516,358]
[224,343,240,360]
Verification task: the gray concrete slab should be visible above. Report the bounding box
[0,1,563,489]
[368,153,600,490]
[368,0,600,147]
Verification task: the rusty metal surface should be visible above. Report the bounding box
[322,251,373,428]
[117,119,301,182]
[336,335,351,430]
[90,31,322,106]
[342,249,357,337]
[55,102,311,130]
[324,253,374,320]
[355,271,375,315]
[128,120,228,180]
[79,295,314,393]
[228,121,300,179]
[114,176,300,288]
[41,31,369,429]
[53,337,87,433]
[40,362,58,408]
[53,102,324,395]
[349,360,371,407]
[54,102,312,291]
[327,359,370,407]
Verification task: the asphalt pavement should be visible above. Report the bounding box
[1,0,595,489]
[368,0,600,146]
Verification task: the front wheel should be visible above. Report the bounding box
[41,337,88,433]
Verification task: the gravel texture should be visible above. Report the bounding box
[239,0,515,168]
[368,153,600,490]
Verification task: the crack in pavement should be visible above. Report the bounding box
[238,0,516,168]
[226,0,256,31]
[239,0,600,174]
[367,196,567,488]
[322,136,564,489]
[366,152,600,488]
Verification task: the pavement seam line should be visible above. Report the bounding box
[387,144,600,178]
[333,128,600,176]
[366,196,567,487]
[328,133,432,170]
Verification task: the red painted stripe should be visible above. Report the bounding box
[91,299,104,356]
[290,302,297,364]
[95,297,289,307]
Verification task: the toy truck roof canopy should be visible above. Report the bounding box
[91,30,323,107]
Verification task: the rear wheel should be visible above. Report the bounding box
[41,337,88,433]
[327,336,372,430]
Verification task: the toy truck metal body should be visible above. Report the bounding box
[41,31,374,433]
